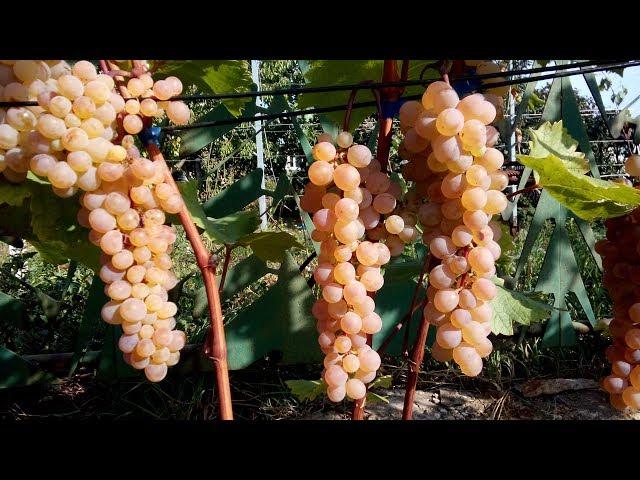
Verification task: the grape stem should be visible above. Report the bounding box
[506,184,540,200]
[351,59,404,421]
[400,253,432,357]
[100,59,234,421]
[218,245,233,293]
[401,255,439,420]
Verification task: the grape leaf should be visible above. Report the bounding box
[0,177,99,271]
[368,374,392,390]
[528,121,589,175]
[297,60,437,130]
[0,290,24,324]
[236,231,303,262]
[0,346,57,389]
[491,285,553,336]
[285,379,326,402]
[225,251,320,369]
[517,153,640,221]
[155,60,255,116]
[177,180,259,244]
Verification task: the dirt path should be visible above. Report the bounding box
[308,382,640,420]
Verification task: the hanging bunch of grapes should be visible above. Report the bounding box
[597,154,640,410]
[301,129,411,402]
[0,60,190,382]
[397,62,508,376]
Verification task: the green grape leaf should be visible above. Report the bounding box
[0,291,24,324]
[491,285,553,336]
[0,178,99,271]
[0,346,57,389]
[69,276,107,376]
[297,60,437,130]
[177,180,259,244]
[285,379,326,402]
[192,254,270,317]
[155,60,254,116]
[225,251,320,369]
[528,121,589,175]
[368,374,392,390]
[236,231,303,262]
[203,169,265,219]
[366,391,390,404]
[517,153,640,220]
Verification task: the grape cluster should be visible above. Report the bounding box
[301,131,408,402]
[398,75,508,377]
[0,60,189,381]
[596,154,640,410]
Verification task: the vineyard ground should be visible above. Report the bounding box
[1,368,635,421]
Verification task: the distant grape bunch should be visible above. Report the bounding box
[397,60,509,377]
[301,131,411,402]
[597,154,640,410]
[0,60,190,382]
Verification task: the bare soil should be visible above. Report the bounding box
[307,380,640,420]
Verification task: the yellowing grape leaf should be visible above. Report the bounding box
[517,153,640,221]
[491,285,553,336]
[285,379,326,402]
[528,121,589,175]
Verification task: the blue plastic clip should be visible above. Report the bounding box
[452,67,483,97]
[381,98,403,119]
[139,126,162,146]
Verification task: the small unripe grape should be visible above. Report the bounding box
[434,289,459,313]
[436,107,464,136]
[346,144,372,168]
[327,385,346,402]
[144,363,168,382]
[358,348,381,373]
[334,197,359,221]
[120,298,147,323]
[345,378,367,400]
[340,311,362,335]
[625,154,640,176]
[470,302,493,323]
[118,334,139,354]
[603,375,628,394]
[361,270,384,292]
[312,141,336,162]
[324,364,348,387]
[342,280,367,306]
[361,312,382,334]
[333,262,356,285]
[355,241,378,266]
[336,131,353,148]
[322,283,344,304]
[333,164,360,191]
[123,114,143,134]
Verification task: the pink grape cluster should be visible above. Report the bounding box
[301,130,410,402]
[397,77,509,377]
[0,60,189,381]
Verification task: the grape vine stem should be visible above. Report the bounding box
[100,59,234,420]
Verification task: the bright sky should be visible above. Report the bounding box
[559,66,640,117]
